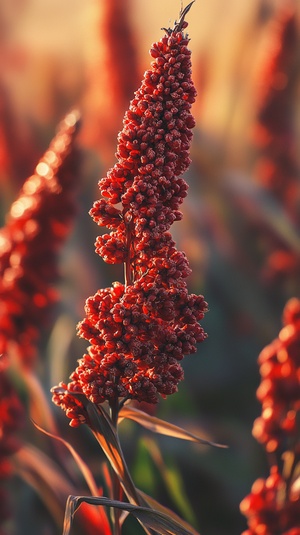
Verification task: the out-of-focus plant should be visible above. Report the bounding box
[0,111,112,534]
[81,0,140,165]
[0,110,81,368]
[251,4,300,290]
[240,297,300,534]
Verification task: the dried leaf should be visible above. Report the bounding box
[86,402,144,505]
[13,444,111,535]
[137,489,200,535]
[119,405,227,448]
[13,444,73,525]
[32,420,99,496]
[63,495,201,535]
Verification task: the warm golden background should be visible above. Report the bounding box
[1,1,300,534]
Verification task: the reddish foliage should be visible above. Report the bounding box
[81,0,140,163]
[0,111,81,368]
[253,6,300,219]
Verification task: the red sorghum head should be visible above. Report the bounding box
[252,6,300,287]
[240,298,300,534]
[252,297,300,454]
[0,111,81,368]
[52,7,208,427]
[253,6,300,217]
[240,466,300,535]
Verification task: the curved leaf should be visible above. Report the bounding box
[12,445,111,535]
[63,495,201,535]
[137,489,200,535]
[119,405,227,448]
[86,402,145,506]
[32,420,99,497]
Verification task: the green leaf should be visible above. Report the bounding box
[142,437,197,527]
[63,495,201,535]
[119,405,227,448]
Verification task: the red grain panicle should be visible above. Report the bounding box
[240,298,300,534]
[0,111,81,368]
[52,9,208,420]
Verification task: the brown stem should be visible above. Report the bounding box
[109,397,122,535]
[124,212,133,287]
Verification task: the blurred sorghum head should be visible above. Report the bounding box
[252,297,300,455]
[0,111,81,368]
[240,297,300,534]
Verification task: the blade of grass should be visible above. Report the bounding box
[86,402,145,506]
[32,420,99,496]
[63,495,201,535]
[119,405,227,448]
[147,437,197,526]
[137,489,200,535]
[13,444,111,534]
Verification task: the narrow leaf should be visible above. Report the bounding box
[86,402,144,506]
[63,495,201,535]
[137,489,200,535]
[119,405,227,448]
[14,444,111,535]
[32,420,99,496]
[142,437,197,526]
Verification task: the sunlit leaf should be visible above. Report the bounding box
[63,495,201,535]
[86,402,144,506]
[119,405,227,448]
[290,474,300,500]
[23,370,58,432]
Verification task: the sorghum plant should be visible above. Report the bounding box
[52,3,210,533]
[0,110,81,368]
[0,110,112,535]
[253,6,298,209]
[82,0,139,163]
[52,3,207,418]
[240,297,300,534]
[252,5,300,286]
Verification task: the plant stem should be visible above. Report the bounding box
[110,398,122,535]
[124,211,133,287]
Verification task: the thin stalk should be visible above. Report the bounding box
[124,212,133,287]
[109,398,122,535]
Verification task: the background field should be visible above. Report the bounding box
[1,1,300,534]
